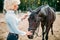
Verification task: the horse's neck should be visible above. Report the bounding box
[42,5,49,10]
[35,5,49,11]
[40,5,50,16]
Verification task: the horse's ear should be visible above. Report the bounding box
[27,7,33,12]
[36,9,41,14]
[35,6,41,14]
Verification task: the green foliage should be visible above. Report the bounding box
[19,0,57,11]
[0,0,60,12]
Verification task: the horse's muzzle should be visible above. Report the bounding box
[27,30,34,39]
[27,35,33,39]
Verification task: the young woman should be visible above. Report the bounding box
[4,0,32,40]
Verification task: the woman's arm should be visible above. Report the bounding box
[7,15,26,35]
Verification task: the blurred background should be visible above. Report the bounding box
[0,0,60,12]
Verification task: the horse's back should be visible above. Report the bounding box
[47,6,56,23]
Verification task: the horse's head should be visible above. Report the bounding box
[27,8,41,39]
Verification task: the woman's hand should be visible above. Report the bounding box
[21,14,28,20]
[26,31,32,35]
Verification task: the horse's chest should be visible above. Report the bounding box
[40,17,46,22]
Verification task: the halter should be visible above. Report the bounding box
[28,22,36,31]
[28,21,41,38]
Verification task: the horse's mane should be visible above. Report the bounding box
[29,5,47,18]
[34,5,44,13]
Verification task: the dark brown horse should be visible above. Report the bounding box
[27,5,56,40]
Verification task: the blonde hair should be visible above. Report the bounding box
[4,0,20,11]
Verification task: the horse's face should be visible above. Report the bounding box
[27,11,41,39]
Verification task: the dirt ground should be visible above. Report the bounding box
[0,13,60,40]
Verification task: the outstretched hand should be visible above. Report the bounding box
[26,31,32,35]
[21,14,28,20]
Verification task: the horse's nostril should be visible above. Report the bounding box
[27,35,33,39]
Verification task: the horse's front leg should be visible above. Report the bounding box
[41,23,45,40]
[45,24,50,40]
